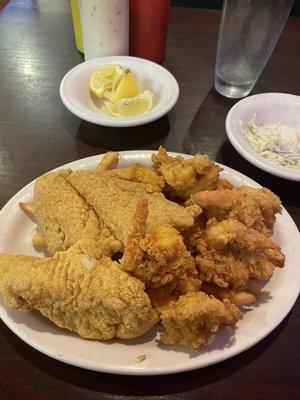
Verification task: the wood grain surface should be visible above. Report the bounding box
[0,1,299,399]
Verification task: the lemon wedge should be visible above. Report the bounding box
[105,90,153,117]
[90,64,125,99]
[105,71,140,102]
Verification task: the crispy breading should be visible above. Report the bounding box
[195,238,249,289]
[121,199,198,288]
[147,269,202,310]
[201,283,257,306]
[147,282,177,309]
[0,241,158,340]
[104,163,165,192]
[195,219,284,290]
[237,186,282,234]
[19,202,36,216]
[186,186,282,236]
[32,232,46,248]
[160,292,242,351]
[121,198,148,272]
[96,151,119,172]
[67,170,201,247]
[96,152,165,192]
[216,179,234,190]
[151,146,221,199]
[32,169,121,256]
[0,254,38,292]
[206,219,284,268]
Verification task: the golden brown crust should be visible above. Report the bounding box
[0,241,158,340]
[67,170,199,246]
[201,283,257,306]
[104,163,165,193]
[160,292,242,351]
[121,199,197,288]
[19,201,36,216]
[152,146,221,200]
[186,186,282,236]
[96,151,119,172]
[34,169,121,256]
[194,219,284,291]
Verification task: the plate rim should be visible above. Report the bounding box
[225,92,300,182]
[0,150,299,375]
[59,56,179,127]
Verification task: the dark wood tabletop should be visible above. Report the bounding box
[0,1,299,399]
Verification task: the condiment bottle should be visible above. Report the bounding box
[130,0,170,63]
[70,0,84,53]
[79,0,129,60]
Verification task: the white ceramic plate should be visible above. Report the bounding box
[0,151,299,376]
[60,56,179,127]
[226,93,300,182]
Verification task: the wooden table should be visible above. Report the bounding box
[0,1,299,399]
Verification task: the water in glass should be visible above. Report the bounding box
[215,0,294,98]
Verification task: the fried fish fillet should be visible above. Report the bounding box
[0,241,158,340]
[67,171,201,246]
[27,169,121,256]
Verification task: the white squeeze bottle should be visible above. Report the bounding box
[79,0,129,60]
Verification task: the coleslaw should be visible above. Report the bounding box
[243,118,300,168]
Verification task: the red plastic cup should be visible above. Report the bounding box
[129,0,171,63]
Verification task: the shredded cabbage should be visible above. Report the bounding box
[243,118,300,168]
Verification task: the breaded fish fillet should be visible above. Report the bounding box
[31,169,121,255]
[0,241,158,340]
[67,171,201,246]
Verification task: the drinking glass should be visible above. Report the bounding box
[215,0,294,98]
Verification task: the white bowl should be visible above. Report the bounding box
[226,93,300,181]
[59,56,179,127]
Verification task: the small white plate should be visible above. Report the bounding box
[0,151,299,375]
[60,56,179,127]
[226,93,300,181]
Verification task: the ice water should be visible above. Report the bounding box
[215,0,294,98]
[215,63,257,98]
